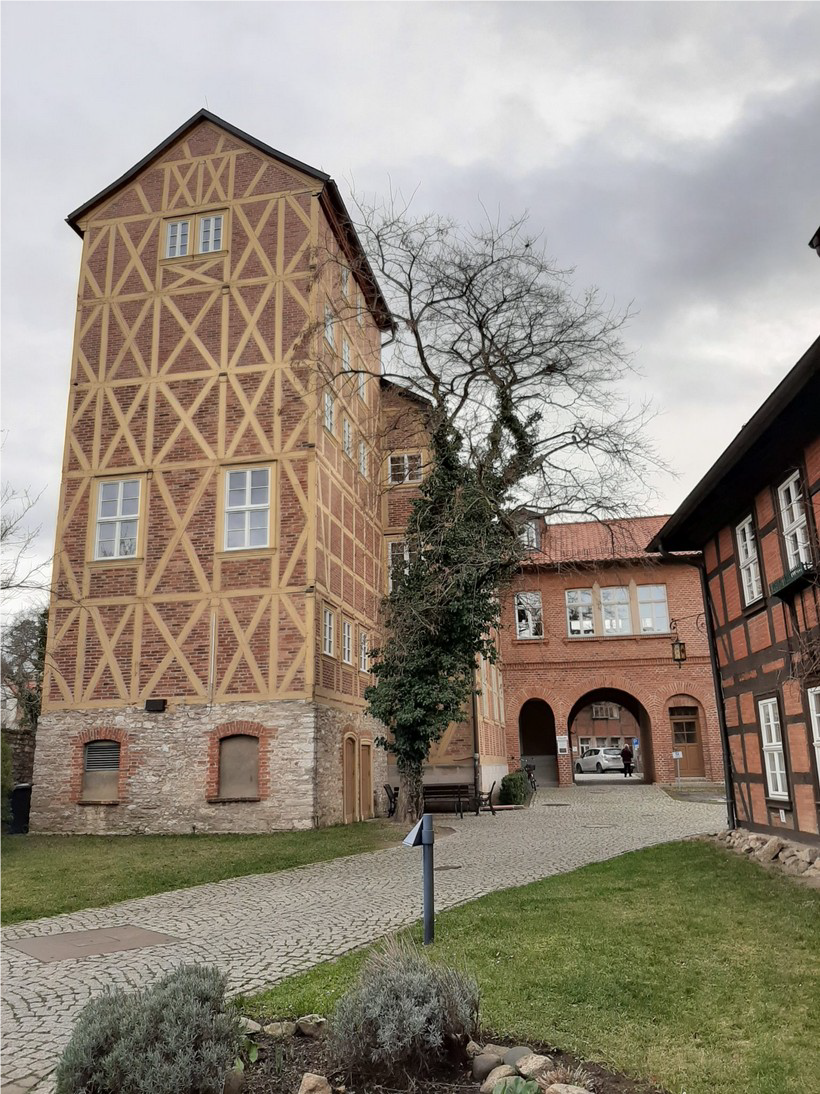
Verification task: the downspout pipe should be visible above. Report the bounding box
[471,672,481,800]
[657,541,737,831]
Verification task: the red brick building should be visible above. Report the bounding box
[651,337,820,842]
[499,516,724,787]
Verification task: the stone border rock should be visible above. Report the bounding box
[713,829,820,885]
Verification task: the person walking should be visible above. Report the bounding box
[620,742,634,778]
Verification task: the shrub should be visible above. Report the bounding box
[536,1064,598,1092]
[499,769,530,805]
[494,1078,539,1094]
[329,935,479,1079]
[54,964,242,1094]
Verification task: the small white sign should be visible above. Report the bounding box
[672,751,683,760]
[556,735,569,755]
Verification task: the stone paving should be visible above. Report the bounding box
[0,785,725,1092]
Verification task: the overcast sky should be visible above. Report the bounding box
[2,1,819,607]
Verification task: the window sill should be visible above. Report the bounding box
[564,632,673,641]
[89,556,143,566]
[765,796,791,810]
[512,636,545,643]
[77,799,119,807]
[216,548,276,559]
[159,250,228,266]
[207,797,260,804]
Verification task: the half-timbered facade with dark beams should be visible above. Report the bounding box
[651,336,820,843]
[32,111,508,834]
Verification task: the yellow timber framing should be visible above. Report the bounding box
[43,122,394,714]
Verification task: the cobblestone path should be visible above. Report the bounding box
[0,785,725,1092]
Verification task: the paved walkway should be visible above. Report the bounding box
[0,786,725,1092]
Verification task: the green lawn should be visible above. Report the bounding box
[241,841,820,1094]
[1,821,399,925]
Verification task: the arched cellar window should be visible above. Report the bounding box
[218,735,259,799]
[82,739,120,801]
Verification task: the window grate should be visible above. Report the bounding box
[85,740,120,771]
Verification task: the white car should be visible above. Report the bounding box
[575,747,624,774]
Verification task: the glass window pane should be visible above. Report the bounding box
[122,481,139,500]
[249,527,267,547]
[249,509,268,529]
[227,512,245,531]
[121,497,138,516]
[250,487,268,505]
[250,469,267,489]
[100,499,118,517]
[228,471,247,492]
[101,482,119,502]
[226,529,245,549]
[228,490,245,510]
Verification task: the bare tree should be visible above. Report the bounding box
[324,195,663,820]
[1,482,48,596]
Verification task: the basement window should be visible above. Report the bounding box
[81,740,120,802]
[218,735,259,800]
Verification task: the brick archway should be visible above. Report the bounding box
[567,687,654,783]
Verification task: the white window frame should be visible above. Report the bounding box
[357,292,364,328]
[324,305,335,349]
[323,391,335,433]
[358,440,368,479]
[358,365,367,401]
[637,584,670,634]
[736,516,763,604]
[342,620,353,664]
[165,219,190,258]
[95,478,141,560]
[778,472,811,570]
[198,214,223,254]
[758,697,788,800]
[389,453,422,485]
[601,586,632,635]
[388,540,410,593]
[340,264,350,298]
[323,608,335,657]
[579,737,591,754]
[566,588,595,636]
[808,687,820,782]
[342,338,351,372]
[359,630,369,672]
[224,468,270,551]
[519,521,538,549]
[514,592,544,639]
[592,703,619,720]
[343,417,353,458]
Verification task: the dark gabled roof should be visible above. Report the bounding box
[66,109,392,331]
[379,377,434,409]
[648,333,820,552]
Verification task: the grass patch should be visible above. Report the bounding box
[1,820,399,925]
[242,841,820,1094]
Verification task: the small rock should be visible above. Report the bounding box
[465,1040,483,1058]
[755,836,785,863]
[263,1020,296,1038]
[223,1067,245,1094]
[516,1052,553,1078]
[296,1015,327,1038]
[483,1043,510,1058]
[297,1075,331,1094]
[795,847,815,863]
[479,1064,517,1094]
[472,1053,503,1081]
[783,858,810,876]
[503,1046,533,1068]
[239,1017,261,1034]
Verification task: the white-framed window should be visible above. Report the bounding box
[324,305,335,349]
[388,540,410,593]
[358,440,368,478]
[343,417,353,458]
[342,339,351,373]
[165,219,190,258]
[579,737,591,754]
[758,697,788,799]
[389,453,422,484]
[358,365,367,401]
[342,620,353,664]
[340,264,350,298]
[323,608,335,656]
[609,736,621,748]
[592,703,619,720]
[95,479,140,560]
[778,472,811,569]
[601,586,632,635]
[323,391,335,433]
[199,214,223,253]
[514,592,543,639]
[736,516,763,604]
[566,588,594,636]
[808,687,820,782]
[224,468,270,550]
[637,584,670,633]
[359,630,369,672]
[519,521,538,549]
[357,292,364,327]
[595,737,607,748]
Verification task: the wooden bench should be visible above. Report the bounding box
[422,783,471,818]
[383,784,399,817]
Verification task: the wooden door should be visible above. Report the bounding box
[359,742,373,819]
[670,706,705,777]
[343,735,358,823]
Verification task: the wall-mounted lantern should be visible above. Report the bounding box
[670,621,687,668]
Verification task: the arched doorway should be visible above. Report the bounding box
[343,734,358,823]
[519,699,558,786]
[568,688,654,783]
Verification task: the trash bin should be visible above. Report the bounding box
[10,783,32,834]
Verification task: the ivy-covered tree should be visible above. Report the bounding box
[1,606,48,733]
[343,198,660,819]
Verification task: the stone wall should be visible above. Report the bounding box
[30,699,319,835]
[3,725,36,785]
[315,704,389,825]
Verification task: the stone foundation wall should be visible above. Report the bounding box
[315,706,389,825]
[30,699,319,835]
[3,725,37,785]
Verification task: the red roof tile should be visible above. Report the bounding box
[529,515,671,564]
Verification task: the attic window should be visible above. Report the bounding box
[166,220,189,258]
[165,212,226,259]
